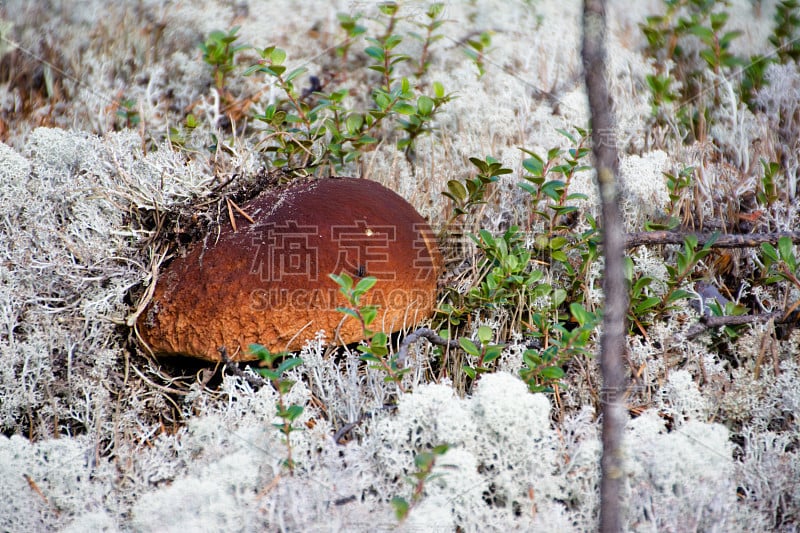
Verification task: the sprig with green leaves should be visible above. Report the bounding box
[409,3,447,78]
[200,26,249,93]
[249,343,304,473]
[463,31,492,78]
[391,444,450,524]
[330,272,409,391]
[460,325,505,380]
[442,155,512,229]
[520,303,599,393]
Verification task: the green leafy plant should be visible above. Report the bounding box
[391,444,450,523]
[463,30,492,78]
[436,132,601,392]
[409,3,447,78]
[167,113,198,149]
[519,128,591,241]
[640,1,745,139]
[330,273,409,391]
[705,297,748,339]
[245,45,317,170]
[459,325,505,380]
[757,159,781,207]
[200,26,248,93]
[661,234,718,310]
[624,234,719,333]
[441,155,512,229]
[336,13,367,62]
[520,302,599,393]
[249,343,305,473]
[244,7,454,174]
[438,225,544,332]
[116,98,140,129]
[647,165,694,230]
[771,0,800,63]
[761,236,800,289]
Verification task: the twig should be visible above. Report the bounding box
[219,346,268,390]
[396,327,460,367]
[227,198,255,224]
[333,404,398,445]
[225,197,238,232]
[24,474,59,516]
[683,309,798,340]
[625,230,800,249]
[583,1,628,531]
[333,420,362,444]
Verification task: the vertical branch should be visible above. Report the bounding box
[582,1,629,532]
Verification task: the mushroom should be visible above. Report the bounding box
[137,177,442,361]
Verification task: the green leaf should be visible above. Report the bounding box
[276,357,304,375]
[242,64,265,76]
[552,288,567,308]
[556,128,577,144]
[634,297,661,314]
[394,103,416,115]
[360,305,377,326]
[248,343,271,361]
[330,272,353,291]
[364,46,384,61]
[483,346,503,364]
[391,497,409,520]
[433,81,445,98]
[549,236,568,250]
[666,289,694,305]
[761,242,779,263]
[539,366,565,380]
[345,113,363,135]
[417,95,434,116]
[284,404,304,421]
[569,302,592,326]
[459,337,481,356]
[688,25,714,41]
[285,67,307,82]
[355,276,378,293]
[778,236,794,263]
[477,325,493,344]
[522,155,544,177]
[258,368,279,380]
[270,47,286,65]
[336,307,361,322]
[445,180,467,202]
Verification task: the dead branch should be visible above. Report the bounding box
[219,346,268,390]
[625,230,800,249]
[396,327,460,367]
[583,1,628,531]
[683,309,798,340]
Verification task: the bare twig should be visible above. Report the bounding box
[396,327,460,367]
[683,309,798,340]
[625,230,800,249]
[333,404,398,445]
[583,1,628,531]
[225,197,238,232]
[219,346,268,390]
[227,198,255,224]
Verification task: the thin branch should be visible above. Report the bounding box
[625,230,800,249]
[583,1,627,531]
[219,346,268,390]
[396,327,460,367]
[683,309,798,340]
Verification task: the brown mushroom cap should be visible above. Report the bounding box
[137,177,442,361]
